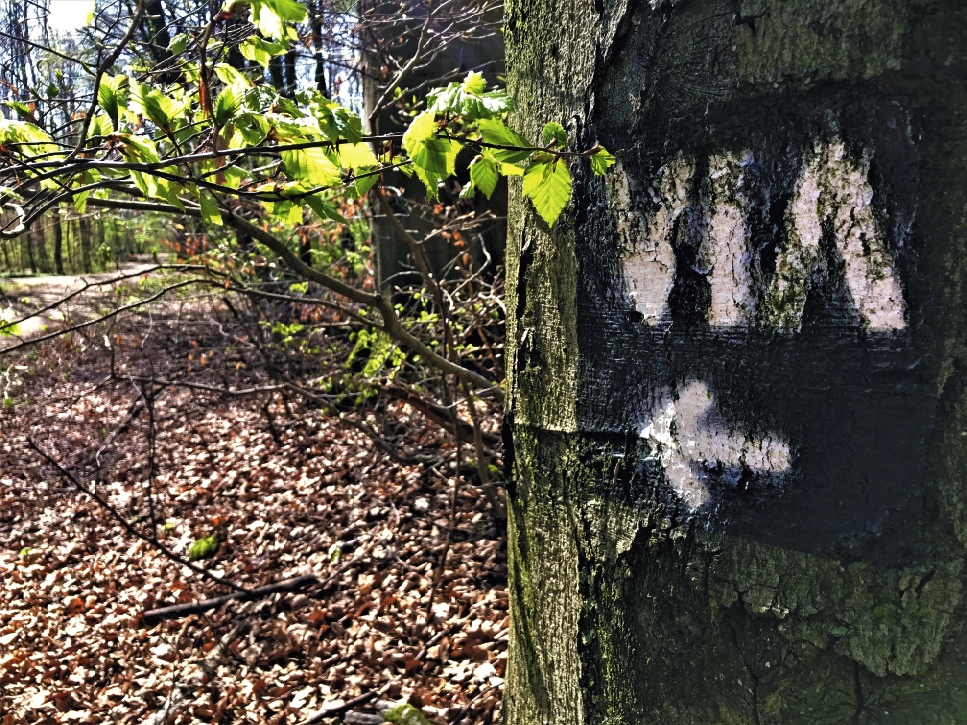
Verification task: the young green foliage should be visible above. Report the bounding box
[0,0,618,254]
[188,534,221,561]
[522,156,572,225]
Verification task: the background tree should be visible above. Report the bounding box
[502,0,967,723]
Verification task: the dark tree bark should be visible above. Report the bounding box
[53,215,64,275]
[308,0,327,96]
[140,0,181,83]
[268,55,286,96]
[503,1,967,723]
[78,215,92,274]
[359,0,506,295]
[30,220,48,273]
[22,228,36,273]
[283,49,298,98]
[97,216,107,270]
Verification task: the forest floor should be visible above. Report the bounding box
[0,303,508,725]
[1,258,161,339]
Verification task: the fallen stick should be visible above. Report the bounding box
[144,618,248,725]
[141,529,381,625]
[304,687,386,725]
[141,574,318,626]
[302,622,462,724]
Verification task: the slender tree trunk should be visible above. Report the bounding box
[53,214,64,275]
[97,216,107,270]
[299,235,313,267]
[283,49,298,98]
[0,211,11,271]
[22,229,36,273]
[79,215,92,273]
[30,220,48,273]
[309,0,327,96]
[503,1,967,723]
[268,55,286,95]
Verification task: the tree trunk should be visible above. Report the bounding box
[308,0,328,96]
[503,1,967,723]
[53,214,64,275]
[22,228,36,273]
[283,49,298,98]
[268,55,286,96]
[30,220,48,273]
[79,215,92,273]
[97,216,107,270]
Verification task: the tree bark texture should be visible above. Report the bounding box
[53,215,64,275]
[503,1,967,723]
[79,215,92,274]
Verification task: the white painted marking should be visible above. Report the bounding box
[639,380,792,509]
[618,158,693,325]
[825,144,907,331]
[768,142,906,331]
[706,153,755,326]
[622,142,907,331]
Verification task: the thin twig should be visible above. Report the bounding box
[26,438,246,593]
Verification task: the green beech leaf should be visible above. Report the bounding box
[285,203,303,224]
[463,91,514,119]
[86,114,113,143]
[477,118,531,163]
[4,100,34,120]
[461,71,487,96]
[542,122,567,149]
[72,172,95,214]
[130,82,181,134]
[283,147,342,186]
[469,156,498,199]
[214,83,243,126]
[214,63,247,86]
[238,36,289,68]
[0,119,57,157]
[168,33,189,55]
[96,75,125,128]
[346,172,378,199]
[198,192,224,226]
[403,111,455,175]
[261,0,306,21]
[426,74,513,121]
[315,104,363,143]
[115,134,161,164]
[337,142,378,170]
[249,0,305,39]
[306,195,350,224]
[523,158,571,226]
[589,144,616,175]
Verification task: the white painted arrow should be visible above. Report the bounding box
[639,380,792,509]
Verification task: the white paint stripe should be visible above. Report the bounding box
[619,158,693,325]
[824,143,907,331]
[706,153,755,326]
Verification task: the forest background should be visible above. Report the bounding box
[0,0,615,722]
